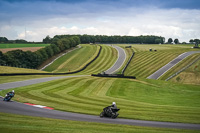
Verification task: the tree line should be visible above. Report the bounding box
[79,35,165,44]
[0,36,80,69]
[43,35,165,44]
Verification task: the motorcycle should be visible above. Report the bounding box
[3,93,14,101]
[100,106,120,119]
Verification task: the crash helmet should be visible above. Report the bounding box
[112,102,116,105]
[12,90,14,93]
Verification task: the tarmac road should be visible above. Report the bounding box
[147,51,200,79]
[0,75,89,91]
[0,97,200,130]
[105,45,126,74]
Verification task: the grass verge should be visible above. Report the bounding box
[0,112,197,133]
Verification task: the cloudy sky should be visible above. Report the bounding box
[0,0,200,42]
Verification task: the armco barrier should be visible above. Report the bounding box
[122,51,135,74]
[91,74,136,79]
[0,46,102,76]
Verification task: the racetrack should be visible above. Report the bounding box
[105,45,126,74]
[0,97,200,130]
[147,51,200,79]
[1,48,200,130]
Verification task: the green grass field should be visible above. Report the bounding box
[124,44,200,79]
[0,43,49,48]
[1,113,196,133]
[169,55,200,85]
[43,44,99,73]
[76,44,118,75]
[1,76,199,124]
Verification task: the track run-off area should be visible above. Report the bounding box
[0,45,200,130]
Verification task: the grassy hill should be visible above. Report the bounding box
[124,44,200,79]
[0,44,200,132]
[43,44,118,74]
[168,55,200,85]
[1,76,199,124]
[43,44,99,73]
[0,66,47,74]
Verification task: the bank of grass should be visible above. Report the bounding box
[44,44,99,73]
[168,55,200,85]
[124,44,199,78]
[1,76,199,124]
[0,113,195,133]
[77,44,118,75]
[0,66,47,74]
[0,43,49,48]
[159,54,200,81]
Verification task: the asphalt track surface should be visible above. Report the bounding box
[105,45,126,74]
[147,51,200,79]
[0,75,89,91]
[1,97,200,130]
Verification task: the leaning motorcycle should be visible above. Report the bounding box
[100,106,120,119]
[3,93,14,101]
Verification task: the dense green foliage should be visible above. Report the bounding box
[0,37,8,43]
[1,76,199,124]
[0,36,80,69]
[59,34,165,44]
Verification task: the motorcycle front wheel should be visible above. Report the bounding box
[100,112,104,118]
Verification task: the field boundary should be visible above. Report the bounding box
[0,46,102,76]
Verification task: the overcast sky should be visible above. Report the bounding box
[0,0,200,42]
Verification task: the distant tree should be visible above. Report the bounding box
[182,42,187,44]
[189,39,194,43]
[168,38,173,44]
[44,45,54,58]
[0,37,8,43]
[155,38,162,44]
[43,35,52,44]
[0,51,6,65]
[174,38,179,44]
[194,39,200,44]
[50,44,60,55]
[15,39,27,43]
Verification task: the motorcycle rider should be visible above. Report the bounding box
[107,102,118,113]
[5,90,15,97]
[111,102,117,109]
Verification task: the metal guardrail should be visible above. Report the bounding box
[122,51,135,74]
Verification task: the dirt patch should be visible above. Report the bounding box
[0,47,43,53]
